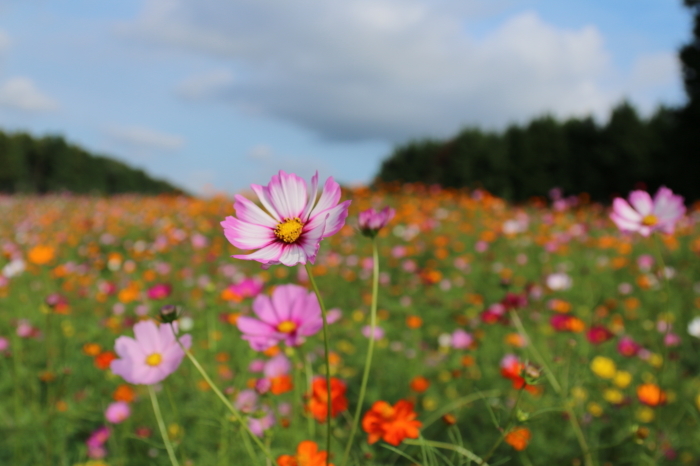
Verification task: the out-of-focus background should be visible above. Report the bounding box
[0,0,697,199]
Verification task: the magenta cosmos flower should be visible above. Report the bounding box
[221,170,351,267]
[610,187,685,237]
[237,284,322,351]
[110,320,191,385]
[358,206,395,237]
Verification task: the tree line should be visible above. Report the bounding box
[0,131,184,195]
[376,1,700,202]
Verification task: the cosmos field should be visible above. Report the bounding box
[1,182,700,466]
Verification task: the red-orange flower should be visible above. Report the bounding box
[95,351,117,370]
[113,384,136,403]
[270,375,294,395]
[637,383,667,407]
[362,399,422,446]
[276,440,334,466]
[308,377,348,423]
[409,376,430,393]
[505,427,531,451]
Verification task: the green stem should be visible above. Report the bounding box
[340,239,380,466]
[481,387,523,464]
[168,324,275,462]
[148,385,180,466]
[421,390,501,428]
[403,439,488,465]
[509,310,595,466]
[305,263,333,465]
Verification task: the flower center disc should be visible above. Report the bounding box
[146,353,163,366]
[274,218,303,243]
[277,320,298,334]
[641,214,658,226]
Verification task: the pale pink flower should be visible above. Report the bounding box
[451,329,473,349]
[610,187,685,237]
[221,170,351,267]
[237,284,322,351]
[110,320,191,385]
[105,401,131,424]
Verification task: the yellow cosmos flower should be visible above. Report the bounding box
[590,356,616,379]
[613,371,632,389]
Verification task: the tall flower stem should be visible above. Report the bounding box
[509,311,594,466]
[305,263,333,465]
[481,387,523,464]
[168,324,275,463]
[148,385,180,466]
[340,238,380,466]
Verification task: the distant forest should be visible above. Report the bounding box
[376,0,700,202]
[0,131,183,195]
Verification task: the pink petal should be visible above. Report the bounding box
[133,321,160,355]
[610,212,641,233]
[222,217,276,250]
[278,243,308,266]
[252,294,282,325]
[301,171,320,220]
[611,198,642,222]
[307,176,341,221]
[114,336,145,361]
[251,184,282,221]
[266,171,308,220]
[628,191,653,216]
[317,200,351,238]
[233,242,284,264]
[234,195,278,228]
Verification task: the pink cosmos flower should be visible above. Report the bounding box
[227,277,264,299]
[105,401,131,424]
[110,320,191,385]
[147,283,172,300]
[451,329,473,349]
[358,207,395,236]
[221,170,351,267]
[610,187,685,237]
[237,284,322,351]
[617,336,641,357]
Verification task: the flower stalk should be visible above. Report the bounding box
[148,385,181,466]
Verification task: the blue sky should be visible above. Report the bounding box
[0,0,690,194]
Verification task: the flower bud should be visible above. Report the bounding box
[158,304,181,324]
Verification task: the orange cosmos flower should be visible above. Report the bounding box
[637,383,667,407]
[271,375,294,395]
[95,351,117,370]
[82,342,102,356]
[113,384,136,403]
[28,245,55,265]
[406,315,423,329]
[505,427,531,451]
[308,377,348,423]
[409,376,430,393]
[276,440,334,466]
[362,400,422,446]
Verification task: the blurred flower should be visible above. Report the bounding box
[276,440,333,466]
[637,383,666,407]
[358,207,395,237]
[613,371,632,389]
[263,354,294,395]
[110,320,191,385]
[95,351,117,370]
[28,245,55,265]
[326,308,342,324]
[610,187,685,236]
[637,254,654,271]
[500,354,539,394]
[0,336,9,352]
[362,400,421,446]
[505,427,531,451]
[249,406,275,437]
[113,384,136,403]
[586,325,613,344]
[409,376,430,393]
[105,401,131,424]
[362,325,384,340]
[221,170,351,267]
[86,427,110,459]
[451,329,473,349]
[617,337,641,357]
[546,273,572,291]
[147,283,172,300]
[590,356,616,379]
[688,317,700,338]
[235,389,258,414]
[308,377,348,423]
[237,284,322,351]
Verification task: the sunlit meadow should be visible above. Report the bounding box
[2,181,700,465]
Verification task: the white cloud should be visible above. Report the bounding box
[175,69,235,99]
[244,143,330,186]
[105,125,185,152]
[0,77,58,112]
[119,0,657,141]
[629,52,679,90]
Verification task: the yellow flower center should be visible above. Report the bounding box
[641,214,658,226]
[274,218,303,243]
[146,353,163,366]
[277,320,298,334]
